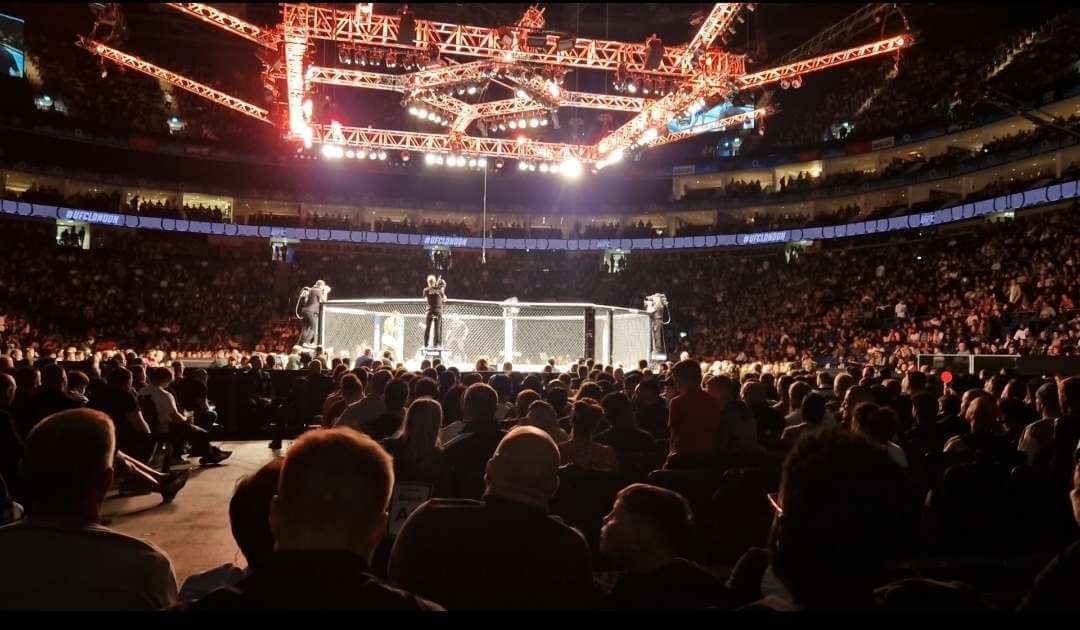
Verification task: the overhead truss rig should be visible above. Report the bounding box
[79,3,912,167]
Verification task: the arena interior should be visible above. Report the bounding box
[0,1,1079,613]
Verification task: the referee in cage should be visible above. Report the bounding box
[423,274,447,348]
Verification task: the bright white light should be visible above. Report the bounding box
[425,153,436,165]
[560,158,582,178]
[478,158,488,168]
[640,128,658,143]
[427,111,438,121]
[539,164,549,173]
[408,106,418,116]
[467,85,477,95]
[417,108,427,118]
[510,120,520,129]
[540,118,548,126]
[331,120,342,134]
[321,145,344,159]
[627,82,638,94]
[457,156,468,167]
[468,159,477,168]
[519,162,528,171]
[529,118,539,128]
[547,81,560,98]
[368,152,377,160]
[378,151,387,160]
[516,88,528,99]
[436,156,445,165]
[346,150,355,159]
[302,99,313,118]
[549,164,560,174]
[528,164,536,171]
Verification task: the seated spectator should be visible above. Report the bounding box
[67,370,90,404]
[0,373,23,499]
[943,396,1019,467]
[781,393,829,451]
[559,400,618,473]
[743,380,785,451]
[855,406,909,469]
[138,367,230,466]
[487,373,515,422]
[510,389,542,427]
[178,458,283,601]
[664,360,727,469]
[521,400,570,444]
[175,368,219,431]
[594,392,661,479]
[178,428,441,610]
[784,381,813,426]
[389,426,594,609]
[22,364,83,438]
[443,383,507,499]
[323,373,363,427]
[89,366,153,460]
[706,375,761,455]
[633,379,668,440]
[600,483,724,609]
[336,368,390,434]
[1017,382,1059,466]
[380,398,451,497]
[1018,442,1080,611]
[365,378,408,441]
[0,409,178,610]
[746,428,908,611]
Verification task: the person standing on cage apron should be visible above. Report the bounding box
[645,293,670,356]
[423,275,447,348]
[297,280,330,348]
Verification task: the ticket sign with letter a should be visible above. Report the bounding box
[388,483,432,536]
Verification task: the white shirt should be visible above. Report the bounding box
[137,384,182,432]
[0,519,177,610]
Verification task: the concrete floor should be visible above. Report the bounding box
[105,440,283,585]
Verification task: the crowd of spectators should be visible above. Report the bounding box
[1,341,1079,610]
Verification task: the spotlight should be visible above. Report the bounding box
[457,156,467,167]
[780,78,791,89]
[357,150,367,159]
[498,122,507,131]
[791,76,803,89]
[528,164,536,171]
[529,118,539,128]
[467,85,477,95]
[417,107,427,118]
[436,155,445,165]
[561,157,582,178]
[425,153,436,165]
[368,152,377,160]
[519,162,528,170]
[478,158,488,168]
[468,159,477,168]
[427,111,438,121]
[516,88,528,99]
[509,120,518,129]
[346,149,355,158]
[626,80,638,94]
[457,86,466,96]
[539,163,549,173]
[540,118,548,126]
[408,106,418,116]
[378,151,387,160]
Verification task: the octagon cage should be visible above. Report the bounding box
[319,298,651,372]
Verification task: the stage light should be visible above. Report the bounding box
[498,122,507,131]
[780,78,791,89]
[508,120,518,129]
[468,159,477,168]
[346,150,355,159]
[640,127,658,143]
[378,151,387,160]
[457,156,467,167]
[321,144,344,159]
[302,99,313,118]
[467,85,477,95]
[529,118,539,128]
[549,163,560,174]
[791,76,803,89]
[519,161,529,171]
[516,88,528,99]
[560,158,582,178]
[436,155,445,165]
[425,153,436,165]
[478,158,488,168]
[357,149,367,159]
[528,164,536,171]
[407,106,418,116]
[386,51,397,68]
[427,111,438,121]
[540,118,548,126]
[368,152,377,160]
[539,164,549,173]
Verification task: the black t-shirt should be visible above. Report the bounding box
[607,558,724,610]
[176,377,208,413]
[89,384,140,439]
[1019,540,1080,611]
[23,389,83,437]
[424,286,445,310]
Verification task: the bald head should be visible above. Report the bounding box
[484,426,561,507]
[966,396,1001,433]
[271,427,393,558]
[24,409,115,519]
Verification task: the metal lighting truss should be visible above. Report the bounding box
[81,3,911,164]
[164,3,279,49]
[75,37,272,124]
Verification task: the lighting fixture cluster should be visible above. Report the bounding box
[481,112,552,135]
[337,44,423,71]
[422,153,490,170]
[515,158,583,178]
[434,78,491,99]
[779,75,804,89]
[320,144,389,161]
[628,127,661,151]
[612,65,676,97]
[406,104,453,127]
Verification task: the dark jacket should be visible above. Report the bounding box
[173,550,442,610]
[389,495,594,609]
[442,421,506,499]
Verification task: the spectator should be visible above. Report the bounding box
[0,409,178,610]
[138,367,230,466]
[521,399,570,444]
[443,383,506,499]
[380,398,451,496]
[746,428,907,610]
[600,483,724,609]
[324,373,363,427]
[742,380,785,451]
[559,400,619,473]
[855,406,909,469]
[664,360,728,469]
[389,426,594,609]
[174,368,219,431]
[706,374,761,455]
[178,458,283,601]
[0,373,23,499]
[943,396,1019,467]
[22,364,83,438]
[594,392,661,480]
[1018,382,1061,466]
[781,393,829,451]
[366,378,408,441]
[1018,440,1080,611]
